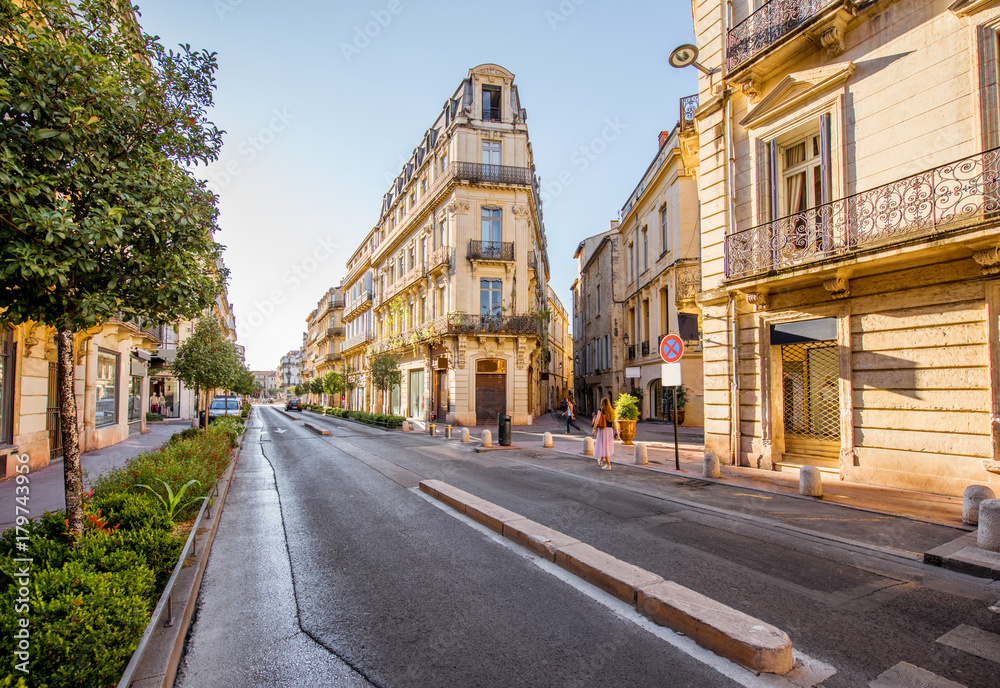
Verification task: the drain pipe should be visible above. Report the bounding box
[723,3,740,467]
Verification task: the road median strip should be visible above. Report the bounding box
[303,421,330,436]
[418,478,794,675]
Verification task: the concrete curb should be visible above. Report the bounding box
[303,422,330,436]
[924,531,1000,580]
[277,409,302,421]
[126,439,243,687]
[418,479,794,675]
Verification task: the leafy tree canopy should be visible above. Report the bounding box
[370,353,401,393]
[172,317,240,394]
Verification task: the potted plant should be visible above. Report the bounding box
[665,385,691,425]
[614,393,640,445]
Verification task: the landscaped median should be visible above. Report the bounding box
[0,416,245,688]
[306,405,405,430]
[418,479,795,676]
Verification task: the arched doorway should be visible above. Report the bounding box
[475,359,506,423]
[649,379,665,420]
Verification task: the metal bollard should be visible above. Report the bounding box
[445,425,452,439]
[428,423,436,436]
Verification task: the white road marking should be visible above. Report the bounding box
[413,487,837,688]
[869,661,966,687]
[936,624,1000,664]
[274,428,287,434]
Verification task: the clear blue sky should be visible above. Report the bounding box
[136,0,697,371]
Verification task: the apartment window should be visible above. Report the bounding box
[421,178,427,194]
[480,278,503,317]
[757,114,831,224]
[482,85,502,121]
[398,255,404,277]
[587,293,591,322]
[659,204,668,254]
[628,243,634,283]
[642,227,648,271]
[481,206,502,244]
[596,285,601,314]
[389,266,395,283]
[410,192,416,208]
[421,238,427,266]
[482,140,501,166]
[408,245,415,271]
[440,153,448,172]
[0,328,13,446]
[439,216,447,248]
[95,350,119,428]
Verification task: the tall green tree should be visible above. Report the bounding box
[322,370,344,405]
[232,366,255,397]
[0,0,226,534]
[370,353,401,415]
[172,317,240,435]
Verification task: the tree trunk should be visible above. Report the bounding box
[56,329,84,538]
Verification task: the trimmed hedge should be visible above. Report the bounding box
[0,426,239,685]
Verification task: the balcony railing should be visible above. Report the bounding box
[727,0,835,72]
[680,94,698,133]
[527,250,538,271]
[725,147,1000,280]
[469,240,515,262]
[344,291,372,319]
[627,345,636,361]
[454,162,533,186]
[641,341,650,357]
[427,246,453,272]
[330,295,346,310]
[343,329,374,351]
[324,352,343,363]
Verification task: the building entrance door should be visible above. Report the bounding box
[475,359,506,423]
[47,362,63,460]
[781,342,839,468]
[435,369,448,421]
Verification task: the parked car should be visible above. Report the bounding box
[286,398,302,411]
[207,395,242,422]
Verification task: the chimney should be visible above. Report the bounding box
[610,220,620,231]
[658,131,670,149]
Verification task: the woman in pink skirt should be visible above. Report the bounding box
[592,397,618,470]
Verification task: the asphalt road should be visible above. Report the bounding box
[175,407,1000,687]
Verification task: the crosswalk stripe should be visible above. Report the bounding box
[869,662,966,688]
[936,624,1000,664]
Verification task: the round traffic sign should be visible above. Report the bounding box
[660,334,684,363]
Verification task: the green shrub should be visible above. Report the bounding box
[145,412,164,422]
[89,491,173,532]
[168,427,201,445]
[0,561,154,686]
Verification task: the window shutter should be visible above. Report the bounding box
[978,27,999,150]
[755,139,778,224]
[819,112,832,205]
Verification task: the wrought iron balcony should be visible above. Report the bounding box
[446,313,542,336]
[469,240,515,262]
[727,0,835,72]
[330,295,346,310]
[426,246,453,272]
[641,341,650,357]
[725,147,1000,280]
[680,94,698,133]
[527,250,538,271]
[454,162,532,186]
[627,345,636,361]
[343,329,374,351]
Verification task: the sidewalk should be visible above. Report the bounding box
[0,419,190,529]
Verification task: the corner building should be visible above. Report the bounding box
[692,0,1000,496]
[353,64,553,426]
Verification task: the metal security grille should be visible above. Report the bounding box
[782,343,839,442]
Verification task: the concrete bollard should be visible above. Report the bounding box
[445,425,452,439]
[963,485,996,525]
[402,421,410,432]
[978,499,1000,552]
[634,442,648,465]
[481,429,492,448]
[583,437,594,457]
[799,465,822,497]
[461,428,470,443]
[543,432,553,448]
[703,452,721,479]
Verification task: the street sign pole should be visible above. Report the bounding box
[673,386,680,470]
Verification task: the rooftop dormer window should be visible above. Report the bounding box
[482,85,501,121]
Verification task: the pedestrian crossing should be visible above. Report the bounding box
[868,623,1000,687]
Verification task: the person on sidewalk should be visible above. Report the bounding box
[592,397,618,470]
[563,397,583,434]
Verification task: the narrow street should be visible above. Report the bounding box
[176,408,1000,687]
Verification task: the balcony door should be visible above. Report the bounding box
[482,141,501,181]
[480,207,503,258]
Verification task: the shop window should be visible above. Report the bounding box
[128,375,142,423]
[95,351,120,428]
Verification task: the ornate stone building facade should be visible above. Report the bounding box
[692,0,1000,495]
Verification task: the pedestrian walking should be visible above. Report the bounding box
[592,397,618,470]
[563,397,582,434]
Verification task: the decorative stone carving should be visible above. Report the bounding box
[512,204,530,219]
[745,291,769,312]
[973,245,1000,275]
[820,26,845,57]
[516,337,527,370]
[823,276,851,299]
[740,77,761,103]
[456,338,467,368]
[20,323,40,357]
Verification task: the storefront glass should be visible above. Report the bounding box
[95,351,119,427]
[408,370,424,418]
[150,376,179,417]
[128,376,142,423]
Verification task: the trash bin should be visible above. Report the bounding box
[498,413,511,446]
